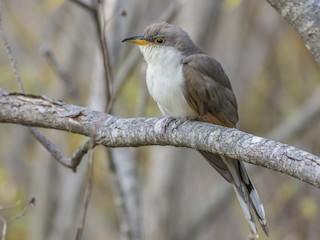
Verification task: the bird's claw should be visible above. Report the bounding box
[161,117,185,134]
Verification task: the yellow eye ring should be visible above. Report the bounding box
[154,37,165,44]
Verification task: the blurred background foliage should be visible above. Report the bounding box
[0,0,320,239]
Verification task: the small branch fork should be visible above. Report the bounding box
[0,1,95,238]
[0,0,92,172]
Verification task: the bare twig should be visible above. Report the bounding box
[0,0,92,171]
[7,197,36,224]
[29,128,94,171]
[93,0,114,112]
[0,197,35,240]
[70,140,96,170]
[29,127,72,167]
[0,0,24,92]
[75,137,95,240]
[80,0,126,111]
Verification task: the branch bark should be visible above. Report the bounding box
[265,0,320,64]
[0,88,320,188]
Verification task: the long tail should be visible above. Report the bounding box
[200,151,269,237]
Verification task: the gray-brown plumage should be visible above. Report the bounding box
[122,22,268,237]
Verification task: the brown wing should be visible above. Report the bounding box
[183,55,268,235]
[182,54,238,127]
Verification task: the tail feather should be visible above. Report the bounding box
[233,185,258,236]
[200,151,268,237]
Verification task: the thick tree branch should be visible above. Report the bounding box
[0,88,320,188]
[265,0,320,64]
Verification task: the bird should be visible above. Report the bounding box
[122,22,268,237]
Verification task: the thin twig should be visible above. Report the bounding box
[30,128,95,171]
[70,140,95,170]
[0,197,35,240]
[75,137,95,240]
[7,197,36,224]
[92,2,127,112]
[93,0,114,113]
[0,0,24,92]
[30,127,72,166]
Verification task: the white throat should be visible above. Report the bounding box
[139,45,197,118]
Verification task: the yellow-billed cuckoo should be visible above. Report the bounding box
[122,22,268,237]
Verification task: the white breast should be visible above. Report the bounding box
[140,46,197,118]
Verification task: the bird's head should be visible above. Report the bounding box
[122,22,200,64]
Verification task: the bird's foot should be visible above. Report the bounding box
[160,117,175,134]
[171,118,185,132]
[161,117,185,134]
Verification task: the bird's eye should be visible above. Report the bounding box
[154,37,165,44]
